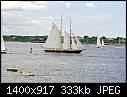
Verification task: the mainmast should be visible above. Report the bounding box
[60,14,63,49]
[60,14,62,34]
[70,20,71,50]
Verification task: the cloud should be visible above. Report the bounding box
[65,2,72,8]
[1,1,48,10]
[86,2,95,7]
[1,10,52,35]
[1,11,41,32]
[29,20,40,25]
[57,1,72,8]
[73,15,113,21]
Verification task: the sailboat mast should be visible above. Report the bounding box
[70,20,71,50]
[60,14,63,34]
[60,14,63,49]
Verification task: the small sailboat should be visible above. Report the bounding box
[44,16,83,54]
[7,67,18,72]
[1,35,7,54]
[96,36,101,48]
[22,72,35,76]
[20,69,35,76]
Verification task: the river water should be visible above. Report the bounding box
[1,42,126,83]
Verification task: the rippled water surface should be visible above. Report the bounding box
[1,42,126,83]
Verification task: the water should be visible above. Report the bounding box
[1,42,126,83]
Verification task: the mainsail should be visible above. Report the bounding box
[1,35,6,52]
[44,23,62,49]
[101,39,105,46]
[62,31,70,50]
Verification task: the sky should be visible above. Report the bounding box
[1,1,126,38]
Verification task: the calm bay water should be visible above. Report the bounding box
[1,42,126,83]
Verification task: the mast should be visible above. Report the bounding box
[60,14,63,49]
[60,14,62,34]
[119,37,120,45]
[70,20,71,50]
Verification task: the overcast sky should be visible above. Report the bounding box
[1,1,126,38]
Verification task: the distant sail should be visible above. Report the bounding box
[44,23,62,49]
[62,31,70,50]
[96,36,101,48]
[101,39,105,46]
[1,35,6,52]
[75,36,84,50]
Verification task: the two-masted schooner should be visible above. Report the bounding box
[44,16,84,54]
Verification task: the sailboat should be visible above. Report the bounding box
[1,35,7,54]
[96,37,105,48]
[44,18,83,54]
[96,36,101,48]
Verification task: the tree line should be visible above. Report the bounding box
[3,35,126,45]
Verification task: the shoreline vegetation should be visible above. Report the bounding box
[3,35,126,45]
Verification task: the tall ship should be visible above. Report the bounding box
[44,15,84,54]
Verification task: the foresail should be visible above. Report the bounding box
[62,31,70,50]
[1,35,5,51]
[44,23,62,49]
[75,36,83,49]
[97,36,101,47]
[71,37,78,49]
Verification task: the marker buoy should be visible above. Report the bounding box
[29,48,32,53]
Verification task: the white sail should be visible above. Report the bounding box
[62,31,70,50]
[101,39,105,46]
[75,36,83,49]
[71,37,78,49]
[96,36,101,47]
[44,23,62,49]
[1,35,6,52]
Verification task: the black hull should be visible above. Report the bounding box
[44,49,82,54]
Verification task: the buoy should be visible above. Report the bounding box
[29,48,32,53]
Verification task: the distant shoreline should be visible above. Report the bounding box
[3,35,126,45]
[4,41,45,43]
[4,41,126,46]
